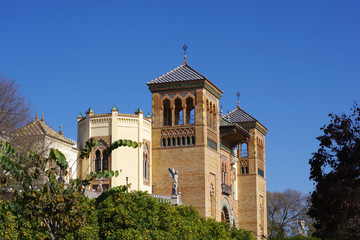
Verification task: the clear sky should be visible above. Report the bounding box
[1,1,359,195]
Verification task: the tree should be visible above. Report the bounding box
[308,103,360,239]
[96,186,255,240]
[0,74,31,142]
[0,138,141,240]
[267,189,311,239]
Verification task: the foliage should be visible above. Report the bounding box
[96,186,255,240]
[0,138,139,240]
[267,189,312,239]
[275,236,320,240]
[0,138,255,239]
[308,103,360,239]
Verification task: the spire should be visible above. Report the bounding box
[236,92,241,109]
[111,104,119,112]
[86,107,94,114]
[183,44,188,64]
[220,105,223,116]
[135,107,143,114]
[35,112,39,121]
[41,112,44,122]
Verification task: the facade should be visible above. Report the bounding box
[76,57,268,239]
[148,60,268,239]
[16,113,78,181]
[77,106,152,192]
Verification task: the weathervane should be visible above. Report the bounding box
[236,92,240,108]
[183,44,188,64]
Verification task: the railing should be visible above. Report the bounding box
[221,183,232,196]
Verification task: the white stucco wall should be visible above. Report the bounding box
[77,110,152,193]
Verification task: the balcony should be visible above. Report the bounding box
[221,183,232,196]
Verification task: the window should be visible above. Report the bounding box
[95,150,101,172]
[222,163,227,184]
[207,138,217,151]
[241,143,248,157]
[175,98,183,125]
[102,151,109,171]
[186,97,195,124]
[143,144,149,182]
[258,168,264,177]
[163,99,172,126]
[240,160,249,175]
[241,166,249,174]
[94,149,109,172]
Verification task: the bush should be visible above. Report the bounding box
[96,186,254,240]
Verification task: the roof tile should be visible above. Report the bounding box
[147,63,207,85]
[223,107,257,123]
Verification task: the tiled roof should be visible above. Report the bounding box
[219,117,234,127]
[17,120,75,145]
[223,107,257,123]
[147,63,207,85]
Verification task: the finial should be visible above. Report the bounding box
[236,92,240,109]
[35,112,39,121]
[135,107,143,114]
[220,105,223,116]
[59,123,63,135]
[183,44,188,64]
[41,112,44,122]
[111,104,118,112]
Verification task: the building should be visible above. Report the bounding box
[76,106,152,192]
[77,56,268,239]
[16,113,78,181]
[148,59,268,239]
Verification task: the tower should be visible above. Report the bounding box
[147,60,223,219]
[224,104,268,239]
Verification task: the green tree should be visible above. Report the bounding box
[96,186,255,240]
[308,103,360,239]
[0,138,140,240]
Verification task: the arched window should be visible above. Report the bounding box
[241,143,248,157]
[95,150,101,172]
[143,144,149,181]
[186,97,195,124]
[175,98,183,125]
[163,99,172,126]
[212,105,216,129]
[222,163,227,184]
[102,150,109,171]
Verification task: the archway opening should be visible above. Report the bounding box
[221,207,230,223]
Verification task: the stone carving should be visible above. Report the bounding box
[168,168,178,196]
[298,220,306,236]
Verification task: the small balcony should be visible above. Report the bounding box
[221,183,232,196]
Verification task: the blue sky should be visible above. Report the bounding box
[1,1,359,194]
